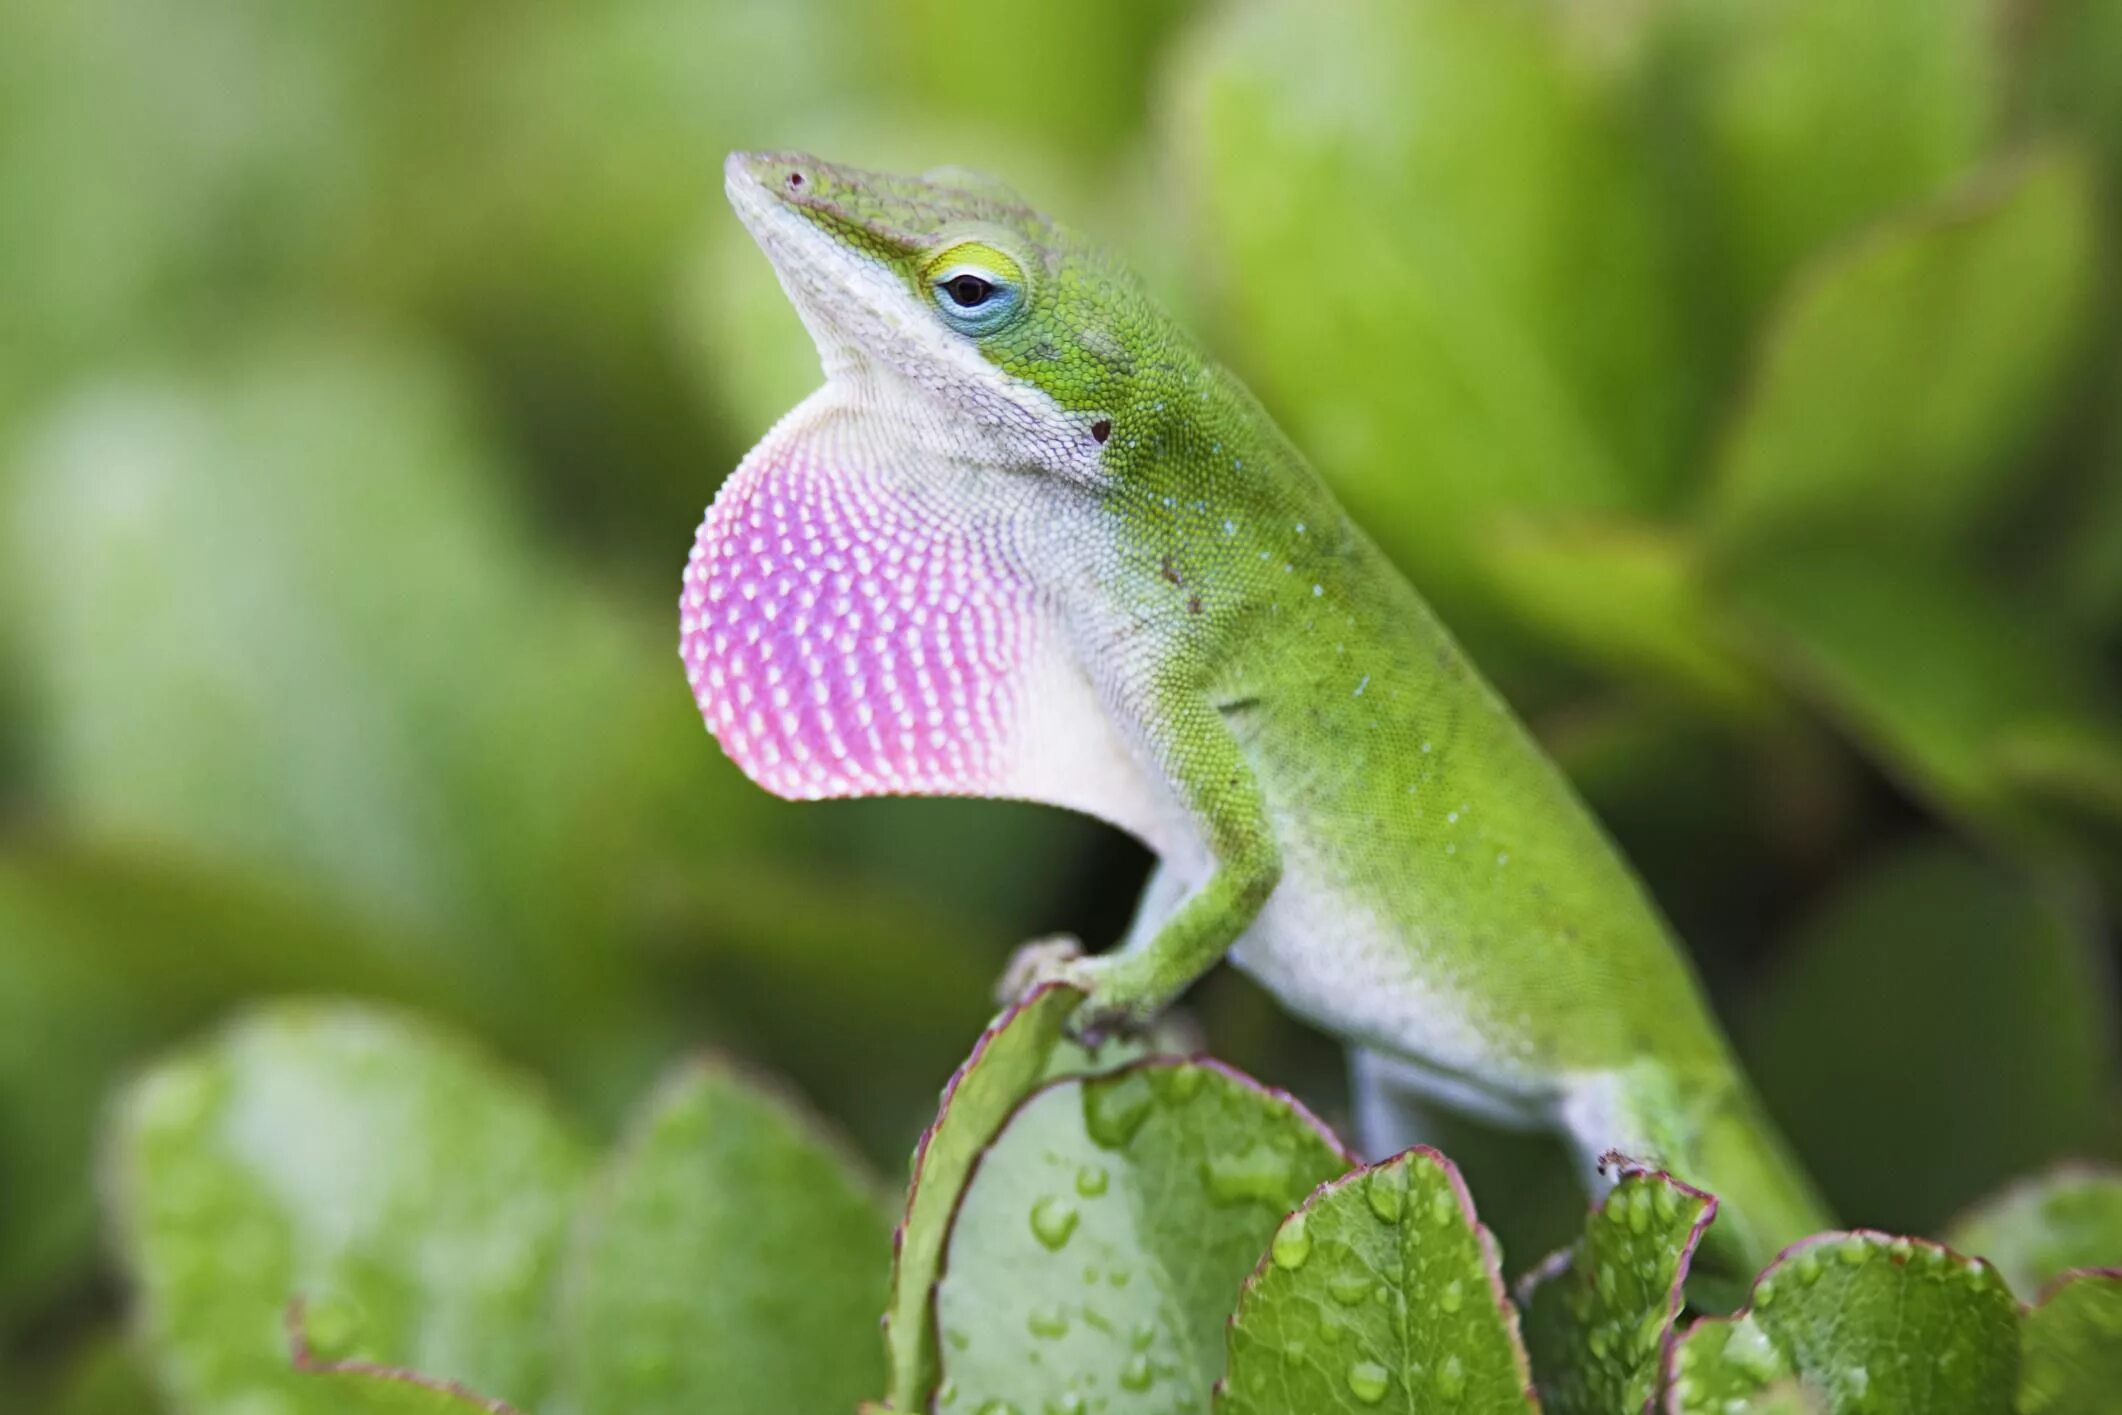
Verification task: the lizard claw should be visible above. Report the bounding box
[995,934,1090,1006]
[997,936,1165,1046]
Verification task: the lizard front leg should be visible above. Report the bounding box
[1004,695,1281,1036]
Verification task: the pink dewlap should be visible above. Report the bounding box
[679,435,1035,800]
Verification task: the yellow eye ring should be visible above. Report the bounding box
[921,241,1025,289]
[921,241,1029,336]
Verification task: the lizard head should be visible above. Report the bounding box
[689,153,1245,811]
[725,149,1177,483]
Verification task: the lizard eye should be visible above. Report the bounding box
[925,243,1027,337]
[942,273,994,308]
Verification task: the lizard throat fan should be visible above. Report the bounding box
[678,152,1155,821]
[679,406,1041,801]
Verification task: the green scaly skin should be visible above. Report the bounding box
[684,151,1831,1279]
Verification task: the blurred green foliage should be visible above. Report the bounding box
[3,0,2121,1408]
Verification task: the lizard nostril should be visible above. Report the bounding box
[786,171,805,190]
[1091,419,1112,444]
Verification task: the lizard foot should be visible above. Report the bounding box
[995,934,1090,1006]
[997,936,1164,1044]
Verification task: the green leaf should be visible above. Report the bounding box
[1665,1233,2022,1414]
[1663,0,2000,332]
[0,846,439,1322]
[1520,1168,1715,1414]
[1218,1146,1533,1414]
[1170,0,1699,631]
[1661,1319,1815,1414]
[1727,551,2122,847]
[106,1001,591,1413]
[932,1059,1350,1412]
[1705,150,2097,557]
[1944,1166,2122,1302]
[1740,843,2114,1234]
[289,1307,525,1415]
[556,1060,890,1415]
[1480,517,1766,715]
[2018,1271,2122,1415]
[883,984,1143,1411]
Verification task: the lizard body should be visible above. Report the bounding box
[683,151,1829,1275]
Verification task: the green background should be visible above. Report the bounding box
[4,0,2120,1407]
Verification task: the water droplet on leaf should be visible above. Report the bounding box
[1346,1359,1389,1404]
[1206,1141,1298,1207]
[1271,1211,1312,1269]
[1027,1304,1070,1340]
[1082,1072,1155,1149]
[1030,1195,1080,1250]
[1366,1164,1405,1223]
[1328,1271,1373,1306]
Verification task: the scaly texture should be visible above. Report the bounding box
[692,149,1830,1275]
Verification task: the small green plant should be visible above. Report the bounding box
[105,990,2121,1413]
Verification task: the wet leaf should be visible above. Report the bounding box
[882,984,1147,1411]
[1219,1146,1534,1414]
[1520,1168,1715,1414]
[106,1002,591,1412]
[932,1060,1350,1412]
[1665,1232,2021,1414]
[557,1061,889,1415]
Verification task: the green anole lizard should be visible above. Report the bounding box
[683,151,1831,1278]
